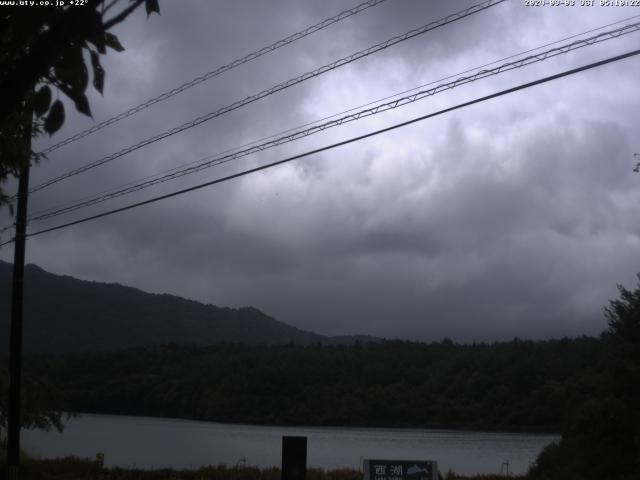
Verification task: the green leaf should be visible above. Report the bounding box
[145,0,160,16]
[33,86,52,117]
[90,51,105,94]
[73,93,92,117]
[44,100,65,136]
[104,32,125,52]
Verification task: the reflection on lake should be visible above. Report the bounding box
[23,414,558,476]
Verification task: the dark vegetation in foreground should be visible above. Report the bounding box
[6,457,521,480]
[21,337,601,432]
[528,278,640,480]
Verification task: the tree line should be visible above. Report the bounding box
[14,336,604,433]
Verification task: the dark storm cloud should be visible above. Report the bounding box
[2,0,640,341]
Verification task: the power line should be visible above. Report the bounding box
[6,13,638,234]
[37,0,391,156]
[2,48,635,246]
[27,12,640,221]
[27,20,640,222]
[28,0,505,195]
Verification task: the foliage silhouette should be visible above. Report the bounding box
[0,0,159,435]
[0,0,159,208]
[16,337,604,432]
[530,276,640,479]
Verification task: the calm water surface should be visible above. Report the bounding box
[23,414,558,476]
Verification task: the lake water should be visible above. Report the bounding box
[22,414,558,476]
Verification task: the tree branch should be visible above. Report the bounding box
[103,0,144,29]
[102,0,120,16]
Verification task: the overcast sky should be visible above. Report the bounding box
[2,0,640,341]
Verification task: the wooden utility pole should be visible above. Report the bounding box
[6,114,31,480]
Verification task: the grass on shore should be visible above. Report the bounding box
[1,457,526,480]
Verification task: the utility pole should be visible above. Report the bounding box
[6,110,31,480]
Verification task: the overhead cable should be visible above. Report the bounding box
[37,0,391,155]
[1,47,634,245]
[28,0,506,194]
[27,20,640,222]
[29,12,639,221]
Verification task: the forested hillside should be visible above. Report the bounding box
[22,337,603,432]
[0,261,375,352]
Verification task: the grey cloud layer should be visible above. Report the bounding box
[2,0,639,341]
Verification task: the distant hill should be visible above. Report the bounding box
[0,261,378,353]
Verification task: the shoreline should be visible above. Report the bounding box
[68,411,562,436]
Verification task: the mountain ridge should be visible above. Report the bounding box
[0,260,379,352]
